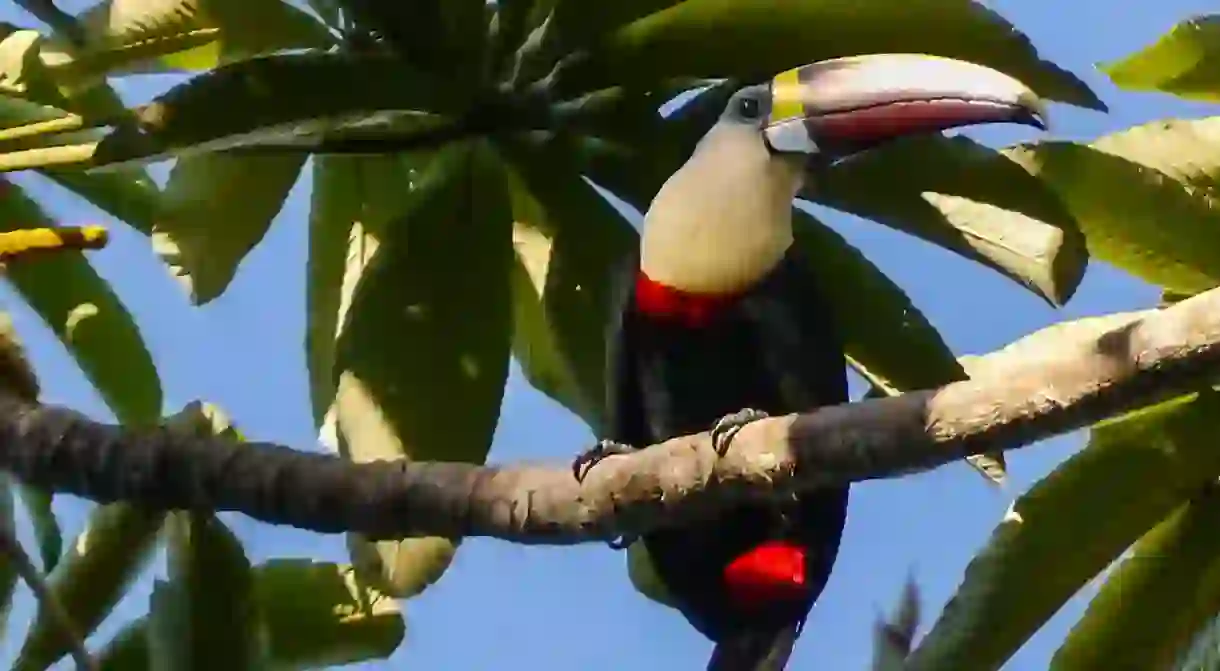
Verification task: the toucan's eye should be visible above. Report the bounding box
[738,97,761,120]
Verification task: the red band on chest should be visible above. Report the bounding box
[634,272,740,327]
[723,541,809,608]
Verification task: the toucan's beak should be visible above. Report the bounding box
[762,53,1047,157]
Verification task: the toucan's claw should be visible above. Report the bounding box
[710,408,771,457]
[572,439,636,483]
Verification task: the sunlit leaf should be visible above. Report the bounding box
[555,0,1104,111]
[1007,119,1220,294]
[332,141,513,598]
[806,135,1087,306]
[1051,482,1220,670]
[1100,15,1220,103]
[307,153,425,428]
[906,392,1220,671]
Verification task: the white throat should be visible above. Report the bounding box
[640,123,803,294]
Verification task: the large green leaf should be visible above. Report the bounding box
[806,135,1087,306]
[0,53,473,171]
[1051,483,1220,670]
[1006,119,1220,294]
[153,152,305,304]
[0,477,19,632]
[906,391,1220,671]
[496,135,637,433]
[1100,15,1220,103]
[336,0,486,82]
[16,484,61,573]
[332,141,513,599]
[147,512,262,670]
[790,208,1004,482]
[96,560,405,669]
[0,96,161,233]
[252,560,405,667]
[0,176,161,424]
[554,0,1103,110]
[14,504,163,671]
[307,154,424,428]
[49,0,336,81]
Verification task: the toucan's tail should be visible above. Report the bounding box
[707,622,800,671]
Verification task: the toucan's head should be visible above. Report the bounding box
[720,53,1047,165]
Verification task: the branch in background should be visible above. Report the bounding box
[0,288,1217,545]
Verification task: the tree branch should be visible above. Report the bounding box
[0,288,1217,545]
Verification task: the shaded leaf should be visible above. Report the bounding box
[497,135,638,432]
[0,95,161,232]
[96,560,404,669]
[14,503,163,671]
[333,141,513,598]
[148,512,261,670]
[16,484,61,572]
[1100,15,1220,103]
[805,135,1087,306]
[906,391,1220,671]
[337,0,486,81]
[0,176,161,425]
[555,0,1104,110]
[253,559,404,667]
[0,478,18,632]
[791,208,1004,483]
[1051,482,1220,670]
[56,0,336,80]
[1,52,473,170]
[1007,120,1220,294]
[307,153,425,428]
[154,152,305,304]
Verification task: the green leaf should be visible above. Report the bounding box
[307,154,425,428]
[1051,482,1220,670]
[554,0,1104,111]
[96,560,405,669]
[334,0,486,82]
[153,153,306,304]
[332,141,513,599]
[0,478,19,631]
[14,503,163,671]
[148,512,262,670]
[0,96,161,233]
[53,0,336,81]
[252,560,405,667]
[806,135,1088,306]
[790,208,1004,483]
[1007,119,1220,294]
[0,176,161,425]
[496,136,638,432]
[1100,15,1220,103]
[906,391,1220,671]
[21,52,474,170]
[16,484,62,572]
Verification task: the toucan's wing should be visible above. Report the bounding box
[603,247,650,448]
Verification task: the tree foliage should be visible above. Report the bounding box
[0,0,1214,669]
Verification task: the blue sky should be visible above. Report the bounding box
[0,1,1215,668]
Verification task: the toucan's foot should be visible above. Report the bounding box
[572,439,636,483]
[710,408,771,457]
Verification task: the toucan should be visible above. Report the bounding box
[573,53,1047,671]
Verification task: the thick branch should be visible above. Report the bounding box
[0,288,1217,545]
